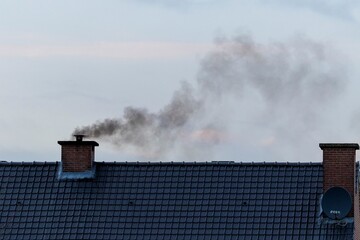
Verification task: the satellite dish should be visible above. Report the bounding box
[321,187,352,220]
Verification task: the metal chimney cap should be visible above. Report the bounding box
[319,143,359,150]
[74,134,87,142]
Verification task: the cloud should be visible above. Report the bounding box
[259,136,276,147]
[0,41,211,59]
[189,128,228,144]
[263,0,359,20]
[130,0,217,8]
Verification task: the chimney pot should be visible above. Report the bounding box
[74,134,86,142]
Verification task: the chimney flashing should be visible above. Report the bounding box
[57,163,96,181]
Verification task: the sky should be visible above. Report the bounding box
[2,0,360,162]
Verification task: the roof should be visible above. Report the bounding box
[0,161,354,239]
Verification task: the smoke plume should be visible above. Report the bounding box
[74,34,346,161]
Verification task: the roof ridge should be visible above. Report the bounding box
[0,161,58,166]
[95,161,322,166]
[0,161,322,166]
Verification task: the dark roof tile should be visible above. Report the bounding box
[0,161,353,239]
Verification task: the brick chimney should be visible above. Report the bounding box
[319,143,359,218]
[57,135,99,180]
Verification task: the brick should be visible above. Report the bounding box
[320,143,359,218]
[58,138,99,173]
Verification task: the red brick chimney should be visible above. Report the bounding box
[57,135,99,180]
[356,189,360,240]
[319,143,359,218]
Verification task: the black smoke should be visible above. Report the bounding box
[74,34,346,160]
